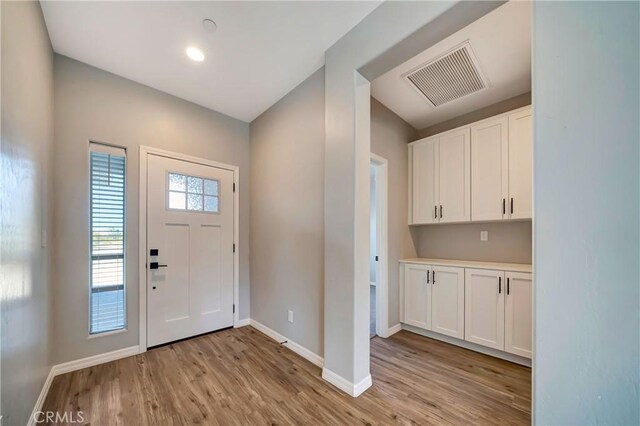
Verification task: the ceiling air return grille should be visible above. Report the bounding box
[403,42,488,108]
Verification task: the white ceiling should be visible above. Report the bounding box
[41,1,380,123]
[371,1,531,130]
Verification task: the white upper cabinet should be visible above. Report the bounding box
[471,116,509,221]
[507,108,532,219]
[409,129,470,224]
[430,266,465,339]
[504,272,532,358]
[438,128,471,223]
[411,137,438,224]
[410,106,531,224]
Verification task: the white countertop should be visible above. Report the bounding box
[400,258,532,273]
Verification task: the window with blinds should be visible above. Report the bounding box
[90,144,126,334]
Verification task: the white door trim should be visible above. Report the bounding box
[138,146,240,353]
[370,153,389,337]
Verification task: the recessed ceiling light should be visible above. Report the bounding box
[186,47,205,62]
[202,18,217,33]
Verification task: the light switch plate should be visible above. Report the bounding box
[480,231,488,241]
[287,310,293,323]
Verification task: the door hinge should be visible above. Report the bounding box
[233,304,235,314]
[233,243,236,253]
[233,182,236,192]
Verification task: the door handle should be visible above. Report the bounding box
[149,262,168,270]
[510,197,514,214]
[507,277,510,295]
[434,205,438,219]
[440,205,443,219]
[432,270,436,285]
[427,270,430,284]
[502,198,506,215]
[498,276,502,294]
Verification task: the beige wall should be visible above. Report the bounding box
[370,98,418,326]
[1,1,54,424]
[417,92,531,139]
[249,68,325,356]
[52,55,250,364]
[412,221,532,264]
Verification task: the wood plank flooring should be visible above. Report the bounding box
[42,327,531,425]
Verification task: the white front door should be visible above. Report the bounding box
[147,154,234,347]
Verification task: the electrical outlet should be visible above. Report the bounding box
[480,231,488,241]
[287,310,293,323]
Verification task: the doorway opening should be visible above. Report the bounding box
[370,153,388,339]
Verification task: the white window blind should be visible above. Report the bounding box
[90,144,126,334]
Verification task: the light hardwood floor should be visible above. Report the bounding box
[43,327,531,425]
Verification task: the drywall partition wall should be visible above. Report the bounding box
[370,98,418,327]
[249,68,325,357]
[533,2,639,424]
[323,0,503,392]
[52,56,250,364]
[413,222,532,264]
[417,92,531,138]
[1,1,54,424]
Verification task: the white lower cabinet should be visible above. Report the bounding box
[431,266,465,339]
[402,263,431,330]
[464,268,505,350]
[401,261,532,361]
[401,264,464,339]
[504,272,533,358]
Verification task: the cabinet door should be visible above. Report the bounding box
[438,128,470,223]
[508,109,532,219]
[505,272,532,358]
[464,268,505,350]
[402,264,431,330]
[411,138,438,224]
[431,266,465,339]
[471,117,509,221]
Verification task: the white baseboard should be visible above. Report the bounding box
[235,318,251,327]
[27,368,56,426]
[401,324,532,367]
[322,368,372,397]
[249,319,324,368]
[386,323,402,337]
[52,345,140,376]
[29,345,139,425]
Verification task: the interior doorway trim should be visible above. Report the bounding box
[138,146,240,353]
[370,152,389,337]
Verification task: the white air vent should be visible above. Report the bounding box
[403,42,488,108]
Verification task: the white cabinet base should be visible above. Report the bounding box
[401,323,531,367]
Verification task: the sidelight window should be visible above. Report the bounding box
[89,143,126,334]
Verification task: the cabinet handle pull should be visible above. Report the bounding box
[440,205,443,218]
[427,270,430,284]
[507,277,510,295]
[510,197,514,214]
[432,270,436,285]
[502,198,506,215]
[498,276,502,294]
[434,205,438,219]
